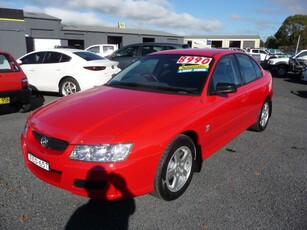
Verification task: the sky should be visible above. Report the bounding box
[1,0,306,41]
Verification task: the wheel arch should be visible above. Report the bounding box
[182,130,203,172]
[58,76,77,91]
[267,95,273,118]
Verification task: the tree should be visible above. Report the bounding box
[265,36,279,48]
[273,14,307,51]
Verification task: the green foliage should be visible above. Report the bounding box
[265,14,307,51]
[265,36,279,49]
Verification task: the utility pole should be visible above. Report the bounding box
[295,35,300,54]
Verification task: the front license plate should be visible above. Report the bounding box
[0,97,10,105]
[28,153,50,171]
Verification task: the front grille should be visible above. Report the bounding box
[33,131,69,151]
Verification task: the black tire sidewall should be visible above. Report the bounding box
[155,135,195,201]
[257,100,270,131]
[60,78,80,96]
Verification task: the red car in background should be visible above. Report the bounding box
[21,49,273,201]
[0,51,31,112]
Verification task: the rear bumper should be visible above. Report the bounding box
[0,88,32,105]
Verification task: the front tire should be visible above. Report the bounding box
[249,99,271,132]
[59,78,80,96]
[153,134,195,201]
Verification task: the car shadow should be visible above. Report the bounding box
[0,94,45,115]
[65,166,136,230]
[28,94,46,111]
[291,91,307,99]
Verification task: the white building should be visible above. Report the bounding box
[184,35,261,49]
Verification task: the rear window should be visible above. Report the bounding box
[0,53,20,72]
[74,51,106,61]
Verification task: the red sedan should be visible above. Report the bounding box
[21,49,273,201]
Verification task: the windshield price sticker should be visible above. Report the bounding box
[177,56,212,65]
[178,64,209,73]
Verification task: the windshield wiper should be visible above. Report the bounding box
[107,81,199,94]
[107,81,146,88]
[153,85,199,94]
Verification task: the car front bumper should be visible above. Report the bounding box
[20,133,161,200]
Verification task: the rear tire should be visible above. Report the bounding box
[59,78,80,96]
[19,103,31,113]
[275,65,288,77]
[152,134,195,201]
[249,99,271,132]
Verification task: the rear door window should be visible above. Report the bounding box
[236,54,261,83]
[43,52,62,63]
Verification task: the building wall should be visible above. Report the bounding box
[85,32,108,48]
[24,17,61,38]
[0,9,27,58]
[184,37,260,49]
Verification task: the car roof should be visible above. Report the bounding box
[150,48,240,57]
[0,50,10,55]
[119,42,187,48]
[19,49,91,58]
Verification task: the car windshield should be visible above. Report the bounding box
[106,54,212,95]
[73,51,107,61]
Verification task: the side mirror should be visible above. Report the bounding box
[17,59,23,65]
[215,83,237,94]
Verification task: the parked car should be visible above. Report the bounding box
[246,48,271,63]
[0,50,31,112]
[21,49,273,201]
[267,49,307,77]
[18,49,120,96]
[85,44,118,57]
[106,42,189,69]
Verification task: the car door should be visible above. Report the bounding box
[235,53,266,122]
[204,54,248,154]
[21,51,70,92]
[37,51,70,92]
[19,51,46,90]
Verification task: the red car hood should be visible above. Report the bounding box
[30,86,195,144]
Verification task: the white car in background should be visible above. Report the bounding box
[85,44,118,57]
[18,49,120,96]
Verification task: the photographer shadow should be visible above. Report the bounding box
[65,166,136,230]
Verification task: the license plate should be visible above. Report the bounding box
[0,97,10,105]
[28,153,50,171]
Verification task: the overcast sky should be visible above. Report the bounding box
[1,0,306,40]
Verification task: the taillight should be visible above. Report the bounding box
[83,66,106,71]
[21,78,29,89]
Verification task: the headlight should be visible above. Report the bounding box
[69,143,133,162]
